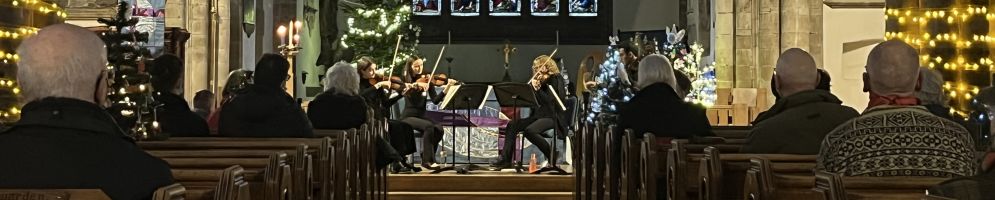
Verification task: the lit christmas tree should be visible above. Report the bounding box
[97,2,161,140]
[661,25,716,107]
[586,36,634,124]
[0,1,67,125]
[341,0,421,71]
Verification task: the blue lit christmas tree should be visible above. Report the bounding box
[586,36,634,124]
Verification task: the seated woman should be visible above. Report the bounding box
[219,54,313,137]
[617,54,713,139]
[356,57,420,173]
[491,55,568,169]
[308,61,401,169]
[207,69,252,135]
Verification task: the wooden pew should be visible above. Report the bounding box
[168,153,288,199]
[152,183,186,200]
[696,147,816,200]
[177,165,252,200]
[744,158,949,200]
[0,189,111,200]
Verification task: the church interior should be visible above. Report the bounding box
[2,0,995,199]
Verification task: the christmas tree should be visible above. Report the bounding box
[586,37,634,124]
[341,0,421,72]
[0,1,67,125]
[661,25,716,107]
[97,2,161,140]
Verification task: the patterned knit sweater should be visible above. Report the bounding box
[817,105,978,177]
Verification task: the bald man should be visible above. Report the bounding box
[0,24,174,199]
[818,40,977,177]
[740,49,858,154]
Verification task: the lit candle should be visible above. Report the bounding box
[294,34,300,45]
[277,25,287,45]
[288,21,294,45]
[294,20,302,31]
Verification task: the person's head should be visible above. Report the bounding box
[618,42,639,65]
[356,56,377,79]
[324,62,360,96]
[865,40,921,97]
[816,69,832,91]
[193,90,214,110]
[253,53,290,88]
[916,67,946,106]
[150,54,184,95]
[17,24,108,104]
[636,54,677,93]
[773,48,820,97]
[532,55,560,75]
[222,69,252,98]
[673,69,692,98]
[404,55,424,81]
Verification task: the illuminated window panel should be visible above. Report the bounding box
[531,0,558,16]
[413,0,441,16]
[489,0,520,16]
[452,0,480,16]
[568,0,597,17]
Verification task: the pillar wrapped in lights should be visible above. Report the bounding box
[885,0,994,117]
[0,0,67,124]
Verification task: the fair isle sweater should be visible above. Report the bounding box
[817,105,978,177]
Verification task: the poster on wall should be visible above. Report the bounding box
[121,0,166,55]
[452,0,480,16]
[530,0,558,16]
[413,0,441,16]
[568,0,596,16]
[489,0,520,16]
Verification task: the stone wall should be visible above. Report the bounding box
[164,0,231,101]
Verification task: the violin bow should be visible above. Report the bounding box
[532,48,558,83]
[422,45,447,96]
[386,35,404,78]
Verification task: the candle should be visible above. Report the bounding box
[293,34,300,45]
[294,20,303,31]
[277,25,287,45]
[288,21,294,45]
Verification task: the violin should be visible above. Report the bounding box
[409,73,458,93]
[370,73,408,93]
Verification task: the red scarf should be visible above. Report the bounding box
[867,92,920,110]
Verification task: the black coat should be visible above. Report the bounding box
[0,98,174,200]
[400,82,441,119]
[530,74,569,135]
[307,91,368,129]
[219,85,314,137]
[155,93,210,137]
[741,90,858,154]
[617,83,714,138]
[359,80,401,119]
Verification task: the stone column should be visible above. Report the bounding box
[808,0,824,67]
[715,0,735,88]
[734,0,757,88]
[779,0,810,51]
[163,0,231,101]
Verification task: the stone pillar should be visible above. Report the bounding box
[734,0,757,88]
[779,0,810,51]
[715,0,735,88]
[808,0,824,67]
[163,0,231,101]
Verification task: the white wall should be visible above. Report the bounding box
[614,0,680,31]
[822,5,884,112]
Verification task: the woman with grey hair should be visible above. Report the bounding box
[617,54,713,139]
[916,67,956,120]
[307,62,369,129]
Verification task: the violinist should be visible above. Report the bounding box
[491,55,568,169]
[399,56,453,170]
[356,56,421,173]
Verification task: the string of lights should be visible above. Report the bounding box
[0,0,66,124]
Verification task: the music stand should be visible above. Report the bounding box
[433,84,491,174]
[492,82,538,173]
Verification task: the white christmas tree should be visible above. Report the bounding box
[661,25,716,107]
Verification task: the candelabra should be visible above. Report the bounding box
[277,20,303,97]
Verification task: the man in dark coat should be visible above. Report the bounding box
[741,49,858,154]
[0,24,174,200]
[149,54,210,137]
[220,54,314,138]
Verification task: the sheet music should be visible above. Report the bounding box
[547,85,567,111]
[439,85,493,110]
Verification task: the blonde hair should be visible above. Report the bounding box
[532,55,560,75]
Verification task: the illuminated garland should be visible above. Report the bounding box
[884,3,992,117]
[341,0,420,70]
[0,0,66,124]
[586,44,633,124]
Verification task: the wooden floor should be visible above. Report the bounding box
[388,165,574,200]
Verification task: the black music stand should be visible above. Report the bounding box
[492,82,538,173]
[432,84,491,174]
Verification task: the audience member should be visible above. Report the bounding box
[193,90,214,119]
[917,67,955,120]
[0,24,173,200]
[617,54,713,138]
[741,49,858,154]
[149,54,209,137]
[308,62,401,169]
[816,69,832,91]
[817,40,977,177]
[219,54,313,137]
[207,69,251,135]
[929,88,995,200]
